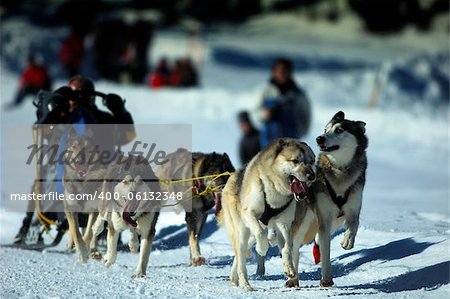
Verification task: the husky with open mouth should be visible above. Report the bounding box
[92,155,161,278]
[312,111,368,287]
[217,138,315,290]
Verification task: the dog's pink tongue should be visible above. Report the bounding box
[290,178,306,194]
[122,200,138,228]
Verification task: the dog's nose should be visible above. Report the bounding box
[307,172,315,181]
[316,136,325,145]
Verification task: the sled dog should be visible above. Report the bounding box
[217,138,316,290]
[313,111,368,287]
[157,149,235,266]
[62,128,106,263]
[93,155,161,278]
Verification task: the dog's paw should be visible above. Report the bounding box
[320,279,334,287]
[341,234,355,250]
[78,254,89,264]
[241,284,254,292]
[77,247,89,263]
[230,276,239,286]
[90,250,102,260]
[283,267,296,279]
[255,238,269,257]
[190,256,206,266]
[285,277,299,288]
[129,243,139,254]
[103,255,116,268]
[66,239,74,250]
[131,272,146,279]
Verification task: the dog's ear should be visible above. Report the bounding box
[273,138,287,158]
[221,152,235,171]
[67,126,77,140]
[135,175,143,184]
[332,111,345,121]
[307,146,316,164]
[85,128,94,138]
[356,121,366,133]
[298,142,313,162]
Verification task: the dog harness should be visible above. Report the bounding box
[259,190,293,225]
[324,178,351,209]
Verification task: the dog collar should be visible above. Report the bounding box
[259,189,293,225]
[324,178,351,210]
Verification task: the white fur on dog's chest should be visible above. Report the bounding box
[264,187,291,208]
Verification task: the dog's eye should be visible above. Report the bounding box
[291,159,299,164]
[335,128,343,134]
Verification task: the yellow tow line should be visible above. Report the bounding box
[32,125,233,217]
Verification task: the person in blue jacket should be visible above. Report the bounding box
[260,58,311,147]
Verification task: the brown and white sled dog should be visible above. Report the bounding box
[217,138,316,290]
[62,129,105,263]
[92,155,161,278]
[313,111,368,287]
[157,149,235,266]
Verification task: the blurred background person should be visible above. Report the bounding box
[94,17,153,83]
[186,27,206,74]
[68,75,135,148]
[169,59,182,87]
[237,111,260,166]
[7,54,52,108]
[260,58,311,147]
[150,58,171,88]
[60,29,85,78]
[178,57,198,87]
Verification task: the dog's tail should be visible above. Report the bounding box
[216,173,237,226]
[216,194,225,226]
[217,173,243,259]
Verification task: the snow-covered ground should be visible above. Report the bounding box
[0,15,449,298]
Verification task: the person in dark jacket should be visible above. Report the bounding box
[238,111,261,166]
[260,58,311,147]
[13,76,135,244]
[68,75,136,148]
[60,30,85,77]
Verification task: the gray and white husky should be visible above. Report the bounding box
[313,111,368,287]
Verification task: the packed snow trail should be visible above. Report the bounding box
[1,17,449,298]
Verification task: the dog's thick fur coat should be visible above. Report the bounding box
[313,111,368,287]
[93,155,161,278]
[218,138,315,290]
[157,148,234,266]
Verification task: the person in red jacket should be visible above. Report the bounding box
[9,55,52,108]
[149,58,170,88]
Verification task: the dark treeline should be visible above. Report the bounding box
[1,0,448,34]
